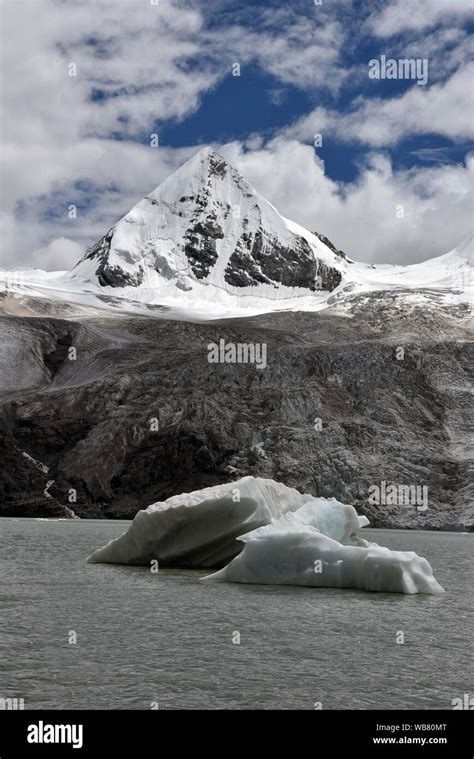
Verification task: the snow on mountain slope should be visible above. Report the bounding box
[0,147,472,318]
[71,146,343,296]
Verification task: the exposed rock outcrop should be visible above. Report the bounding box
[0,294,471,529]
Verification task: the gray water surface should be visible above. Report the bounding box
[0,519,472,710]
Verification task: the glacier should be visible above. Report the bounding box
[88,476,444,595]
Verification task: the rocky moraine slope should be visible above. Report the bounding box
[0,291,472,529]
[0,147,472,528]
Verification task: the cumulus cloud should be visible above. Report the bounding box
[216,13,347,93]
[390,25,474,84]
[1,0,212,144]
[30,238,84,272]
[0,140,198,268]
[0,0,218,268]
[0,0,472,271]
[369,0,474,37]
[0,0,349,270]
[221,139,473,265]
[285,64,474,146]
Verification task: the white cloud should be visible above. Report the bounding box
[223,17,347,93]
[1,0,212,143]
[0,0,219,268]
[0,0,471,271]
[0,140,198,268]
[385,25,474,84]
[369,0,474,37]
[285,64,474,146]
[0,0,349,270]
[221,139,473,265]
[30,238,84,272]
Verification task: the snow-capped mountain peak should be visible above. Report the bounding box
[0,148,472,319]
[73,146,344,296]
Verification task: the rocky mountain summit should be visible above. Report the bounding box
[2,147,470,318]
[73,146,343,296]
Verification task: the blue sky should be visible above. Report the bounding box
[157,2,473,182]
[1,0,473,269]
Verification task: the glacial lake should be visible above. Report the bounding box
[0,518,472,710]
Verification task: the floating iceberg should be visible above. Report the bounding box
[87,477,313,567]
[88,477,444,595]
[203,502,445,594]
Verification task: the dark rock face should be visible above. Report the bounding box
[0,295,472,529]
[208,153,227,178]
[76,227,144,288]
[225,230,342,290]
[184,211,224,280]
[97,265,145,288]
[224,232,274,287]
[0,404,75,519]
[81,227,115,268]
[313,231,351,262]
